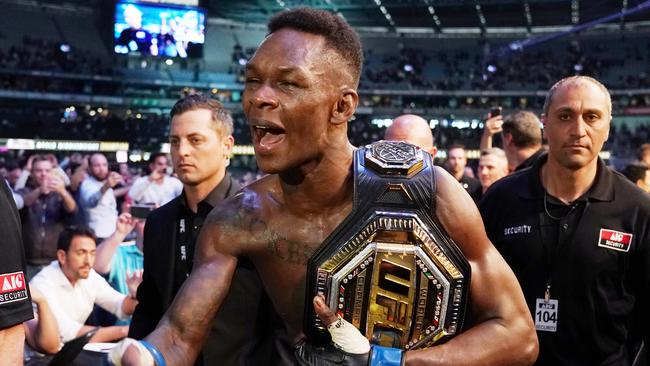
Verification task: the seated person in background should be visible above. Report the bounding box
[95,212,144,326]
[478,147,509,195]
[622,161,650,193]
[29,226,142,343]
[24,287,61,355]
[127,153,182,206]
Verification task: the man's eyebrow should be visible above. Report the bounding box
[277,66,300,73]
[553,106,575,113]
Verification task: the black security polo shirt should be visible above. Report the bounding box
[479,154,650,366]
[0,180,33,329]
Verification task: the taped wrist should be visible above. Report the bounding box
[368,346,404,366]
[109,338,155,366]
[327,317,371,354]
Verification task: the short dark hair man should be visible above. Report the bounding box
[480,75,650,365]
[481,110,544,171]
[117,8,537,366]
[444,144,482,201]
[128,94,275,366]
[384,114,437,156]
[30,225,140,343]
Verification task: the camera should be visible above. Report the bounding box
[131,204,155,219]
[490,106,502,117]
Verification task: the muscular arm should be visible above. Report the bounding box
[404,167,537,366]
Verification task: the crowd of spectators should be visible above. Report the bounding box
[1,34,649,94]
[4,103,650,168]
[0,36,111,75]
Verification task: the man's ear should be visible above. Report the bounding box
[57,249,66,266]
[330,89,358,125]
[503,132,514,147]
[222,134,235,159]
[429,146,438,158]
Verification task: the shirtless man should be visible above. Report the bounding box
[120,8,537,366]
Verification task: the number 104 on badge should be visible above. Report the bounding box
[535,298,558,332]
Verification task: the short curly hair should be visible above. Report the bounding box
[268,7,363,86]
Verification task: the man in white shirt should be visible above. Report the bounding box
[128,153,182,207]
[30,226,142,343]
[79,153,121,239]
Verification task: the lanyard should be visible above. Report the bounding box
[537,192,588,300]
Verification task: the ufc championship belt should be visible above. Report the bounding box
[304,141,470,350]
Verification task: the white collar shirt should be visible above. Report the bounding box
[29,261,127,342]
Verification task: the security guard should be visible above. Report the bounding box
[479,76,650,365]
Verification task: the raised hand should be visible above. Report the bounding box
[126,269,143,299]
[116,212,137,236]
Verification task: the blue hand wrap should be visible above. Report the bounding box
[369,346,404,366]
[139,340,167,366]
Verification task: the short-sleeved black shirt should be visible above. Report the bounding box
[0,180,34,329]
[479,154,650,365]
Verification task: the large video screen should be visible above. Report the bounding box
[114,1,205,58]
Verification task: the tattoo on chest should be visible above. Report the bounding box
[263,230,315,265]
[217,205,321,265]
[250,217,318,265]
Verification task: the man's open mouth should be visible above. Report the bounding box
[253,124,286,149]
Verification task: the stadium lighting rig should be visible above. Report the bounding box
[422,0,442,32]
[523,1,533,31]
[373,0,396,28]
[475,2,487,32]
[571,0,579,24]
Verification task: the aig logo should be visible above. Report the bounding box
[598,228,633,253]
[610,232,624,241]
[0,272,25,294]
